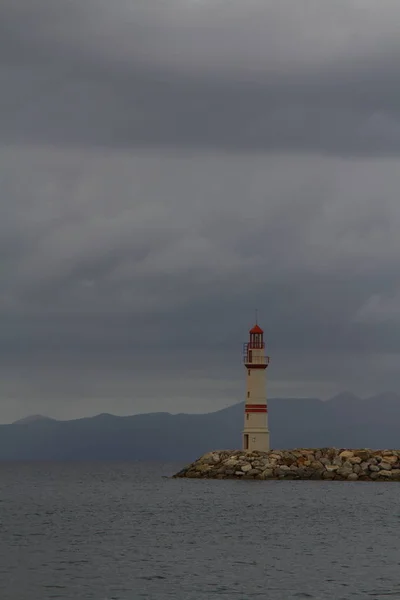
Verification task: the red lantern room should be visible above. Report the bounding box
[248,324,264,349]
[243,323,269,368]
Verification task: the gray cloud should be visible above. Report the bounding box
[1,2,400,421]
[2,146,400,421]
[2,1,400,153]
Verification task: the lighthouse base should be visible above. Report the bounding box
[243,431,269,453]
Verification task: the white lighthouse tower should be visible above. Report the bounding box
[242,322,270,452]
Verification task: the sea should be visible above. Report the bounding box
[0,461,399,600]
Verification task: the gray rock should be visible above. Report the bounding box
[342,460,353,470]
[339,450,354,459]
[310,461,324,470]
[354,450,370,461]
[325,464,339,472]
[297,468,315,478]
[224,459,239,468]
[288,470,301,478]
[337,467,353,478]
[275,467,290,476]
[347,473,358,481]
[310,469,325,480]
[292,451,304,458]
[247,469,261,476]
[262,468,274,479]
[196,464,211,473]
[263,461,278,469]
[379,462,392,471]
[382,455,398,464]
[241,463,252,473]
[377,470,393,478]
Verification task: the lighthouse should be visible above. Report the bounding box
[242,322,270,452]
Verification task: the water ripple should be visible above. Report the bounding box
[0,462,399,599]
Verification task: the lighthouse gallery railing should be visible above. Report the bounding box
[242,343,270,365]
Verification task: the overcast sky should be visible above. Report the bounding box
[2,1,400,422]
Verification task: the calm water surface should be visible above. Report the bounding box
[0,461,400,600]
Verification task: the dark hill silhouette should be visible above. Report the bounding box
[1,393,400,461]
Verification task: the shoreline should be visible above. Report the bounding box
[173,448,400,481]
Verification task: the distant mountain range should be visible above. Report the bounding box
[13,414,56,425]
[2,392,400,461]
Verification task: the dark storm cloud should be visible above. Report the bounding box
[2,1,400,154]
[2,147,400,420]
[2,2,400,420]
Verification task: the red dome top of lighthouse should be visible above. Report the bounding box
[249,324,263,334]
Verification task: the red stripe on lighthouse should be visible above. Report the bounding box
[245,404,268,413]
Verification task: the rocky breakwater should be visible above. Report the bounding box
[173,448,400,481]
